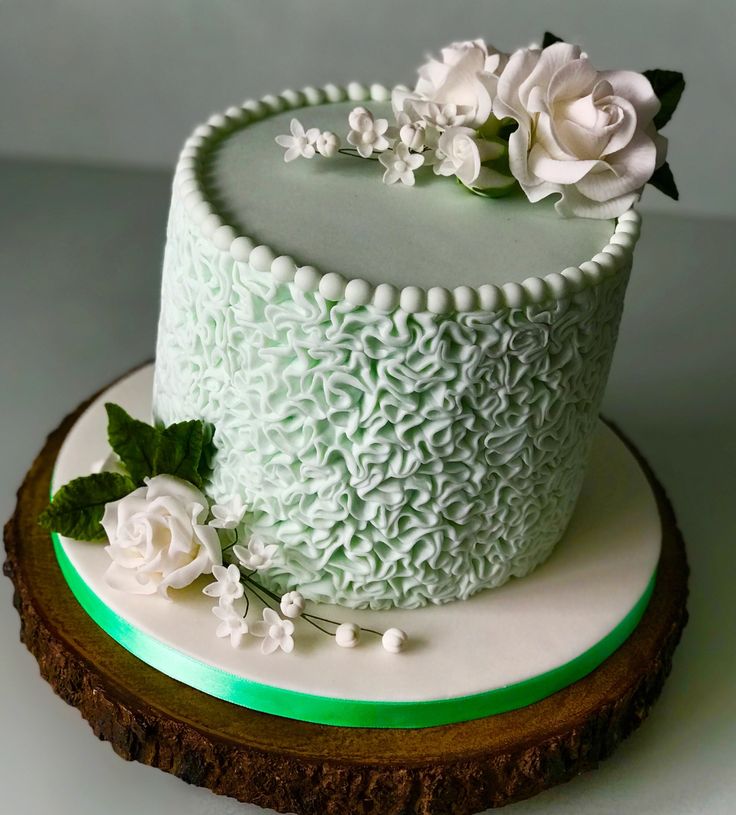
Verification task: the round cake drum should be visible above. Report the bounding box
[3,366,688,812]
[53,364,659,727]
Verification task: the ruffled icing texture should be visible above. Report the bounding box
[154,193,629,609]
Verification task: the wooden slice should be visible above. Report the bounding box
[3,372,688,814]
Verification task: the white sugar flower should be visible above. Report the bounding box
[208,494,246,529]
[429,127,503,187]
[396,112,439,152]
[212,604,249,648]
[251,607,295,654]
[102,475,221,598]
[421,102,472,129]
[279,590,305,619]
[202,563,244,605]
[494,42,665,218]
[379,143,425,187]
[346,106,390,157]
[335,622,360,648]
[275,118,320,162]
[393,39,506,129]
[233,535,278,571]
[316,130,341,157]
[382,627,408,654]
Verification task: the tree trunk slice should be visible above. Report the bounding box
[3,369,688,815]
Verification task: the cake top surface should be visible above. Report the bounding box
[211,101,615,290]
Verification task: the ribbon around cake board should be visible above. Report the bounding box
[52,531,656,729]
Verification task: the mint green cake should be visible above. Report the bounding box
[153,84,640,609]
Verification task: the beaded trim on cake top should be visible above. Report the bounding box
[173,86,640,315]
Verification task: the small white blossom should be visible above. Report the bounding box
[202,563,244,605]
[208,494,246,529]
[379,143,425,187]
[280,590,305,619]
[422,102,470,129]
[382,627,408,654]
[212,604,249,648]
[251,607,295,654]
[275,118,320,162]
[316,130,341,157]
[233,535,278,571]
[346,106,391,158]
[335,622,360,648]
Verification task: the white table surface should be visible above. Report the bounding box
[1,157,734,815]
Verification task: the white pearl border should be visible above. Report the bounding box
[174,84,642,315]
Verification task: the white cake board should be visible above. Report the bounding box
[51,364,660,726]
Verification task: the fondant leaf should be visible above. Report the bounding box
[197,421,216,484]
[458,171,517,199]
[39,472,135,541]
[105,402,159,484]
[643,69,685,130]
[647,161,679,200]
[542,31,564,48]
[153,420,205,487]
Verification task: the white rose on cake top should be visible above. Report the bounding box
[494,41,666,218]
[101,474,222,597]
[394,39,507,128]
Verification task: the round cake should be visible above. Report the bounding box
[152,84,640,609]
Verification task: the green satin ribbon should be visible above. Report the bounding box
[52,531,656,729]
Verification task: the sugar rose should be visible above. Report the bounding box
[494,42,667,218]
[102,474,222,597]
[395,39,507,129]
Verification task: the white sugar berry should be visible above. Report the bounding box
[381,628,408,654]
[335,623,360,648]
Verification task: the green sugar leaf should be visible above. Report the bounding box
[39,472,136,541]
[105,402,159,484]
[647,160,679,201]
[643,69,685,130]
[153,420,205,487]
[542,32,564,48]
[197,421,216,484]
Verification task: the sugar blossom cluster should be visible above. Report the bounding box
[41,402,410,662]
[98,466,409,656]
[204,525,408,656]
[276,37,682,218]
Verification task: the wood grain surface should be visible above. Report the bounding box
[3,374,689,814]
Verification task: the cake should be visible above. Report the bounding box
[41,35,682,641]
[149,65,661,610]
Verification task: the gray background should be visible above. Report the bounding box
[1,0,735,219]
[1,2,735,814]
